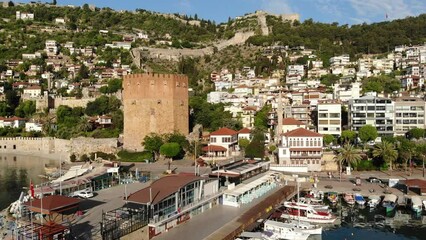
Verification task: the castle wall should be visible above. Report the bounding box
[0,137,118,161]
[123,73,189,151]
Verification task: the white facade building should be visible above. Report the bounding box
[394,97,426,136]
[317,101,342,136]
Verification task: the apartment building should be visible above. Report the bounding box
[317,100,342,136]
[394,97,426,136]
[349,94,394,137]
[284,104,312,127]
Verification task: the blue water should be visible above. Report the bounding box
[323,226,420,240]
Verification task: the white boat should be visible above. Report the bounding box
[354,193,366,206]
[281,202,337,224]
[343,193,355,205]
[263,220,311,240]
[285,220,323,235]
[411,196,422,214]
[296,199,329,211]
[382,194,398,214]
[423,200,426,212]
[367,195,381,208]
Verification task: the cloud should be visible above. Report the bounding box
[347,0,422,21]
[261,0,294,14]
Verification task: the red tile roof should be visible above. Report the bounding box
[127,174,204,205]
[243,106,257,111]
[210,127,238,136]
[24,195,81,214]
[202,145,227,152]
[238,128,251,134]
[290,148,322,151]
[282,118,305,126]
[283,128,322,137]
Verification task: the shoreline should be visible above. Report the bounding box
[0,151,66,162]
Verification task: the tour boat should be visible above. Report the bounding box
[263,220,311,240]
[284,220,323,235]
[354,193,366,206]
[410,196,422,215]
[367,195,381,208]
[297,198,329,211]
[327,192,338,205]
[281,202,337,224]
[343,193,355,205]
[382,194,398,214]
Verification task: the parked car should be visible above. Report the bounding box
[368,177,382,183]
[76,191,94,199]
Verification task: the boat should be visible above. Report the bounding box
[281,202,337,224]
[423,200,426,212]
[343,193,355,205]
[410,196,422,215]
[284,220,323,235]
[382,194,398,213]
[367,195,381,208]
[297,198,329,211]
[263,220,311,240]
[354,193,366,206]
[327,192,338,204]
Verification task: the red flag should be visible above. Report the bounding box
[30,180,35,198]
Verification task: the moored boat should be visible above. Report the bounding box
[411,196,422,215]
[285,220,323,235]
[327,192,338,204]
[354,193,366,206]
[382,194,398,214]
[281,202,337,224]
[263,220,311,240]
[367,195,381,208]
[343,193,355,205]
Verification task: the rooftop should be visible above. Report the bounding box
[282,128,322,137]
[282,118,305,126]
[210,127,238,136]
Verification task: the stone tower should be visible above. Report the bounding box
[123,73,189,151]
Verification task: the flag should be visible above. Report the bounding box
[30,180,35,198]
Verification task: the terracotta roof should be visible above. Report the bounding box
[282,118,305,126]
[243,106,257,111]
[127,174,204,205]
[24,195,81,214]
[282,128,322,137]
[202,145,227,152]
[210,127,238,136]
[238,128,251,134]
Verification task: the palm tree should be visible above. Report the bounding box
[416,143,426,178]
[334,144,362,182]
[373,141,398,171]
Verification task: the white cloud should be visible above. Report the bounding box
[261,0,294,14]
[347,0,424,21]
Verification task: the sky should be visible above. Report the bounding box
[19,0,426,25]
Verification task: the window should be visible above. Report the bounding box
[282,149,286,155]
[210,137,216,143]
[319,113,328,118]
[367,113,374,118]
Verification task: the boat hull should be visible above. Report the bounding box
[281,213,337,224]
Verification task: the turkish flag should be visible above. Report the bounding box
[30,180,35,198]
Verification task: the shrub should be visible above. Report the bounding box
[70,154,76,162]
[117,150,153,162]
[80,154,90,162]
[89,151,117,161]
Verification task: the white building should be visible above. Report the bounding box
[23,86,42,98]
[25,122,43,132]
[333,82,360,102]
[16,11,34,21]
[329,54,350,67]
[45,40,59,55]
[0,117,26,128]
[317,100,342,136]
[277,128,323,172]
[204,127,238,158]
[287,65,305,76]
[394,97,426,136]
[349,94,394,137]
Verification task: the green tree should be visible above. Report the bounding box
[416,143,426,177]
[15,101,36,118]
[340,130,357,144]
[373,141,398,171]
[245,131,265,159]
[323,134,335,146]
[334,144,361,181]
[397,139,416,174]
[254,104,271,131]
[358,125,378,143]
[142,133,164,161]
[407,128,425,139]
[164,132,188,159]
[160,142,181,160]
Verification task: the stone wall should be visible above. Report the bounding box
[0,137,118,161]
[53,97,95,109]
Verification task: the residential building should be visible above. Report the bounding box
[0,117,26,128]
[25,122,43,132]
[317,100,342,136]
[203,127,238,158]
[238,128,251,141]
[280,118,307,135]
[394,97,426,136]
[23,86,42,98]
[241,106,256,128]
[277,128,323,172]
[45,40,59,55]
[349,94,394,136]
[333,82,360,102]
[16,11,34,20]
[329,54,350,67]
[284,104,312,126]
